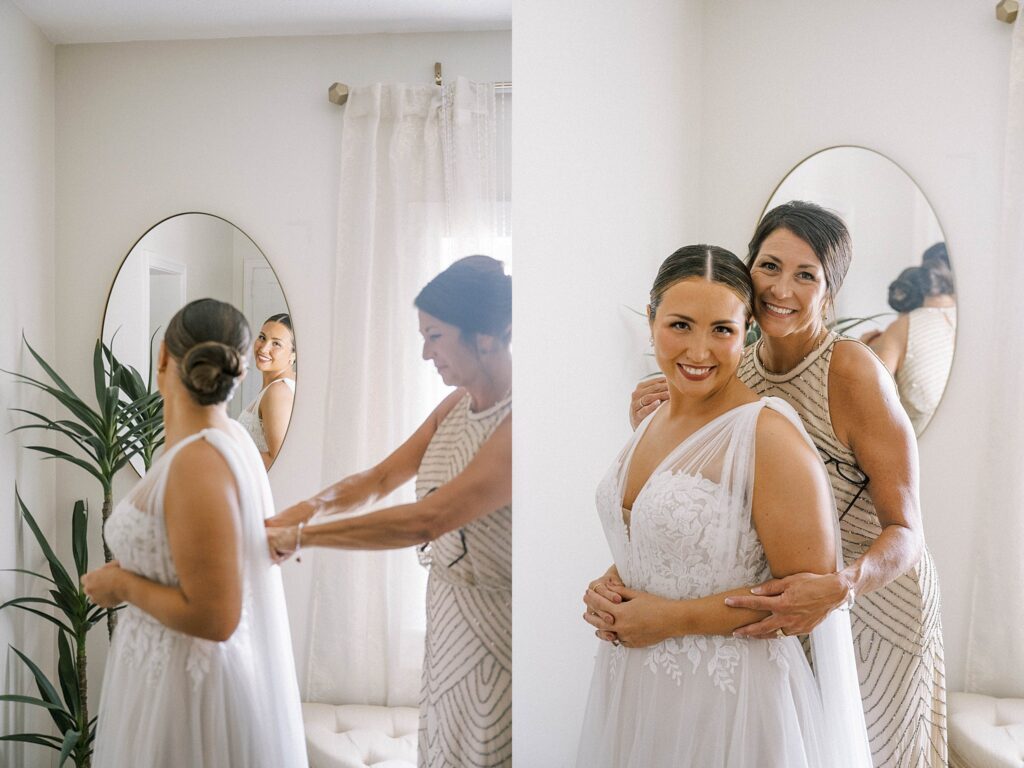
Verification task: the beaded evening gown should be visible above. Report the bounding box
[92,422,307,768]
[416,392,512,768]
[739,334,947,767]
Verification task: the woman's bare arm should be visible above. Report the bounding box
[82,439,244,642]
[267,389,466,526]
[257,381,294,469]
[727,341,922,635]
[269,414,510,554]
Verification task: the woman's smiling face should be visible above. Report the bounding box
[650,277,748,399]
[748,227,829,339]
[253,321,295,375]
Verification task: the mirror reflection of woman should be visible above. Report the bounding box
[861,245,956,433]
[577,246,870,767]
[238,313,296,469]
[616,202,946,767]
[81,299,306,767]
[266,256,512,768]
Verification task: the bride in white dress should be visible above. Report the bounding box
[576,246,870,768]
[82,298,306,768]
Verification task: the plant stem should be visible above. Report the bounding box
[101,490,117,639]
[77,629,90,768]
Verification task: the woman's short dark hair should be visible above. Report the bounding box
[888,267,927,313]
[164,298,250,405]
[747,201,853,307]
[649,245,753,319]
[414,256,511,343]
[263,313,295,352]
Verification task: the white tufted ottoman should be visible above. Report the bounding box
[949,692,1024,767]
[302,703,418,768]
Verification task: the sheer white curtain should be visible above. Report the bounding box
[966,14,1024,697]
[305,78,506,706]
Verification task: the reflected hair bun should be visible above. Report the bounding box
[888,267,926,313]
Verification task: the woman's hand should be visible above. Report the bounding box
[725,572,852,638]
[266,500,317,529]
[629,377,669,429]
[584,584,677,648]
[82,561,127,608]
[266,526,298,563]
[583,565,624,642]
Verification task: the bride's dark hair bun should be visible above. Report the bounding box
[164,299,250,406]
[181,342,246,405]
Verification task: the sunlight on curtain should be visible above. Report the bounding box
[306,79,509,707]
[966,14,1024,697]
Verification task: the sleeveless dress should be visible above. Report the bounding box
[238,377,296,452]
[93,422,307,768]
[739,334,947,768]
[896,307,956,433]
[416,392,512,768]
[576,397,870,768]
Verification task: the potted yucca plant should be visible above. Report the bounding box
[0,336,163,767]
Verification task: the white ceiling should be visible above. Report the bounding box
[12,0,512,44]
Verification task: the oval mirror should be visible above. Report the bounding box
[102,213,295,472]
[763,147,956,436]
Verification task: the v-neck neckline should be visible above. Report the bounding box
[618,399,763,538]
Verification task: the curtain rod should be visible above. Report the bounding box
[997,0,1019,23]
[328,62,511,106]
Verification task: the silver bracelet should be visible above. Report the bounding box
[295,520,306,563]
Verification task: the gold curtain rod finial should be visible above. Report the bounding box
[434,62,443,86]
[328,82,349,106]
[997,0,1019,23]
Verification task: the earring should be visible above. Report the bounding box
[649,336,654,346]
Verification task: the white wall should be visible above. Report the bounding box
[53,30,511,698]
[513,1,705,764]
[696,0,1009,693]
[514,0,1009,762]
[0,2,56,766]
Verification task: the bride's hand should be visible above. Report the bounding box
[585,584,674,648]
[266,526,298,564]
[725,572,853,638]
[583,565,625,642]
[82,561,127,608]
[265,499,317,529]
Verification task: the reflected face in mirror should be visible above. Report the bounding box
[419,310,484,388]
[749,228,829,340]
[650,279,748,398]
[254,320,295,381]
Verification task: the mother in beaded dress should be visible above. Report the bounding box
[81,298,306,768]
[267,255,512,768]
[576,245,870,768]
[603,201,945,767]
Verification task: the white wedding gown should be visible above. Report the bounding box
[93,422,307,768]
[576,397,871,768]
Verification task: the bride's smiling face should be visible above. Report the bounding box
[649,278,748,398]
